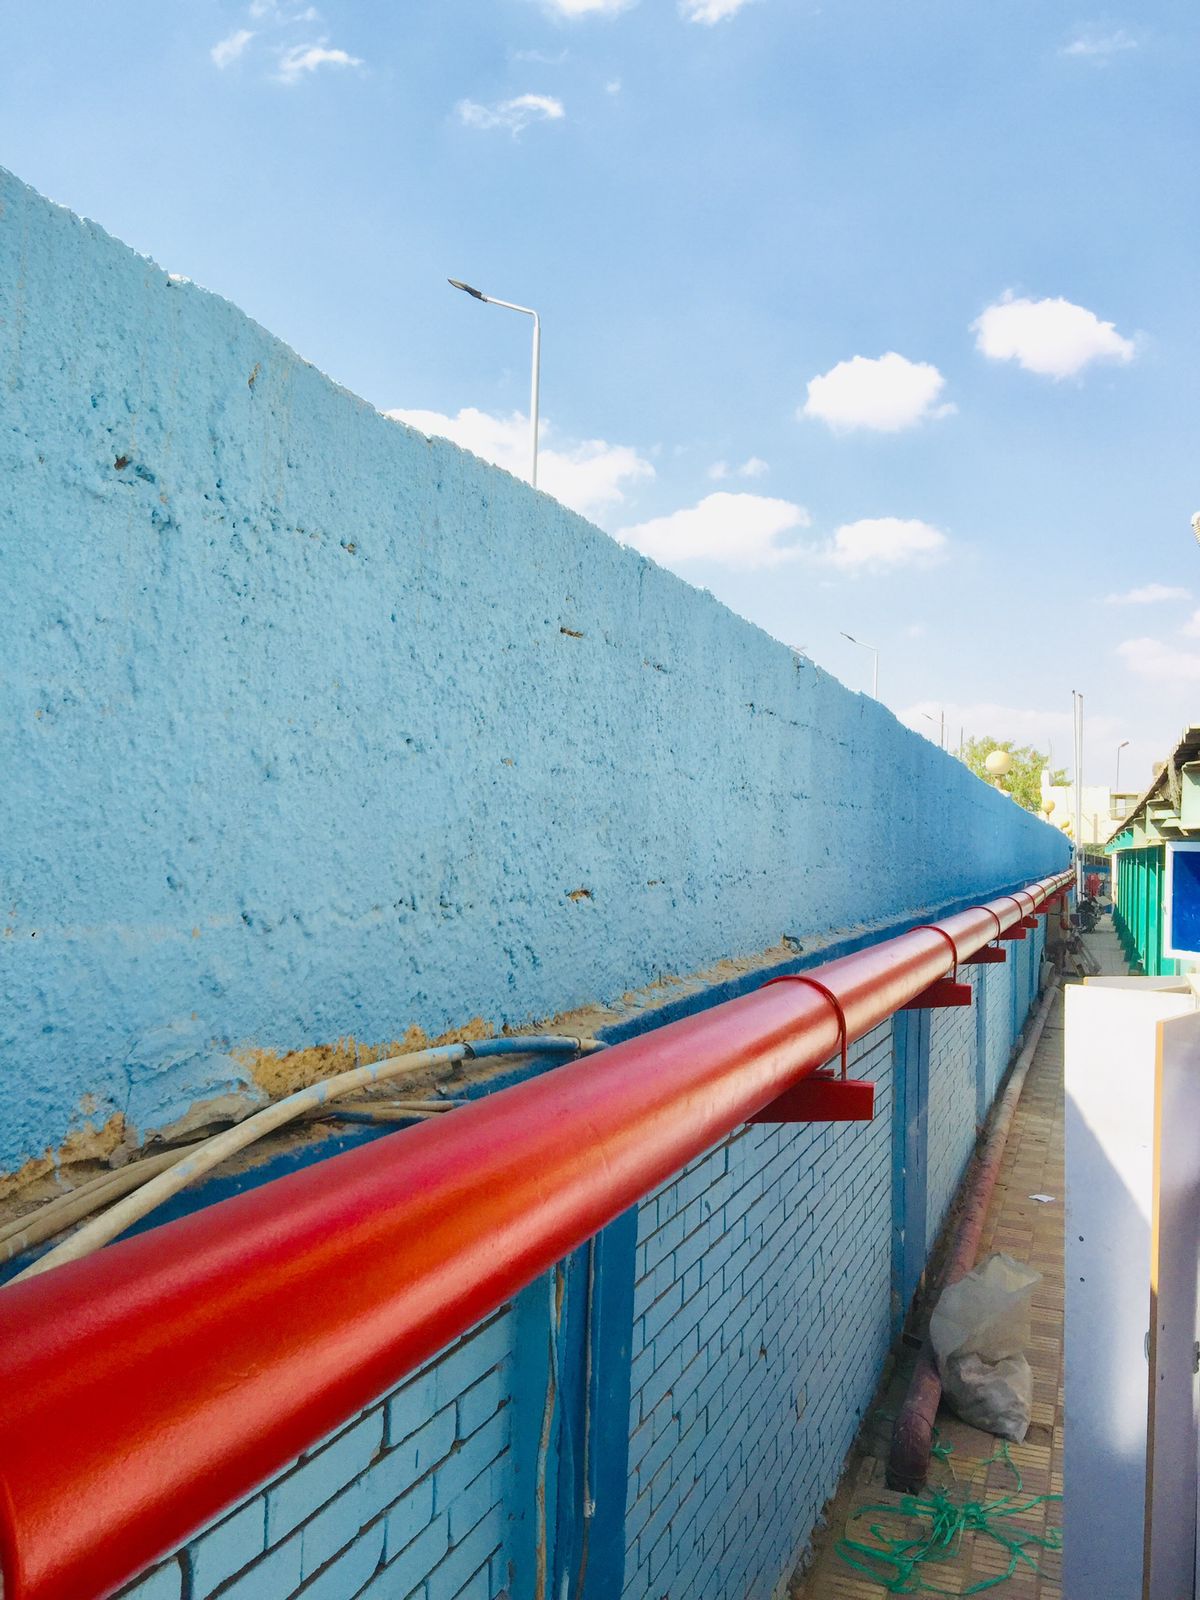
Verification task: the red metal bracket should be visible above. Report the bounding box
[901,978,973,1011]
[911,924,960,981]
[1020,915,1038,929]
[995,892,1031,926]
[762,973,850,1077]
[750,1071,875,1123]
[962,945,1006,965]
[997,926,1027,941]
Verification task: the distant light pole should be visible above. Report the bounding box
[840,632,879,697]
[1072,690,1084,895]
[1115,739,1129,794]
[448,279,541,487]
[922,710,946,750]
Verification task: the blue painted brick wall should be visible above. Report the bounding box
[121,1311,515,1600]
[622,1022,895,1600]
[926,1001,979,1240]
[983,952,1015,1105]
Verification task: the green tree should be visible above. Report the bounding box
[960,736,1067,814]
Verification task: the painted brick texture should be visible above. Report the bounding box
[983,955,1016,1105]
[622,1023,895,1600]
[124,1312,515,1600]
[926,999,980,1240]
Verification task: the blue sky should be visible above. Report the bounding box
[3,0,1197,796]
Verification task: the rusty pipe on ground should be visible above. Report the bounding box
[886,971,1063,1492]
[0,870,1071,1600]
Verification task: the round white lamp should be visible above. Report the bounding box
[985,749,1012,778]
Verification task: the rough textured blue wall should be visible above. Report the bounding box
[122,1310,515,1600]
[0,166,1068,1177]
[621,1023,895,1600]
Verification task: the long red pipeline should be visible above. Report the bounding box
[0,870,1072,1600]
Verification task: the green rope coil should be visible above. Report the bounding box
[834,1438,1061,1595]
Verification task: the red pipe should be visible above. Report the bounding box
[0,870,1072,1600]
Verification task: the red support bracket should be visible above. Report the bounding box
[750,1071,875,1123]
[963,945,1007,965]
[1020,915,1038,929]
[997,925,1027,941]
[901,978,973,1011]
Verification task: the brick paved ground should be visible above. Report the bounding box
[791,921,1129,1600]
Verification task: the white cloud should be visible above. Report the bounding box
[276,41,362,82]
[680,0,754,20]
[456,93,565,134]
[1182,610,1200,638]
[904,622,926,639]
[385,406,652,520]
[801,352,952,432]
[618,492,810,570]
[972,292,1135,378]
[510,47,570,63]
[540,0,635,14]
[1062,29,1137,59]
[1117,637,1200,681]
[826,517,947,571]
[605,78,622,94]
[211,28,255,67]
[251,1,320,21]
[704,456,766,483]
[1104,583,1190,605]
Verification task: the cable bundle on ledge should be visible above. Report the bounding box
[4,1034,599,1284]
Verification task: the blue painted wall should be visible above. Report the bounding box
[0,166,1067,1177]
[119,1310,517,1600]
[622,1023,896,1600]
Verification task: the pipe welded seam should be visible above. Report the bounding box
[0,870,1073,1600]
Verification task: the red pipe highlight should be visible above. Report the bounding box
[0,871,1072,1600]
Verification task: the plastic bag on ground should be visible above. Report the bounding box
[929,1252,1041,1442]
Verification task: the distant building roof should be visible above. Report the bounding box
[1106,723,1200,850]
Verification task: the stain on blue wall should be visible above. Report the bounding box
[0,165,1069,1178]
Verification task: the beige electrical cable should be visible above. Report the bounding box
[322,1102,464,1123]
[0,1158,157,1251]
[11,1037,596,1285]
[10,1042,478,1284]
[0,1147,195,1265]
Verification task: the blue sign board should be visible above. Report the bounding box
[1165,844,1200,961]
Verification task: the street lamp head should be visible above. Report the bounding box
[985,749,1012,777]
[840,631,857,645]
[1192,511,1200,546]
[448,279,486,301]
[1118,740,1129,751]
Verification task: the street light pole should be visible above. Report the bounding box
[922,710,946,750]
[1073,690,1084,895]
[840,632,879,697]
[1115,739,1129,795]
[448,279,541,488]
